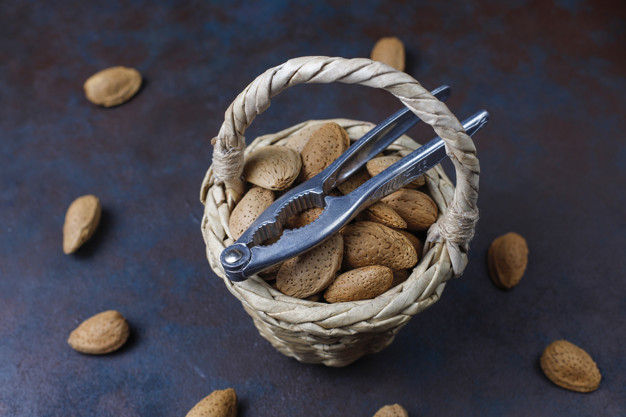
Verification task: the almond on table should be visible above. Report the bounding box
[540,340,601,393]
[83,66,142,107]
[370,37,406,72]
[487,232,528,289]
[185,388,237,417]
[67,310,129,355]
[63,194,101,254]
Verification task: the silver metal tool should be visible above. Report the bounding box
[221,85,489,281]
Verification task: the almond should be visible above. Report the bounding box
[285,124,320,153]
[67,310,129,354]
[382,189,438,231]
[342,221,417,270]
[243,145,302,190]
[324,265,393,303]
[276,234,343,298]
[366,155,425,188]
[83,66,142,107]
[371,37,405,72]
[228,187,274,240]
[63,194,102,254]
[396,229,423,258]
[487,232,528,289]
[540,340,601,393]
[391,269,411,287]
[298,122,350,182]
[185,388,237,417]
[373,403,408,417]
[285,207,324,229]
[359,202,407,229]
[337,167,371,195]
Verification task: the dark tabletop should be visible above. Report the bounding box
[1,1,625,416]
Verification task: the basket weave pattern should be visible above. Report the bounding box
[200,57,480,366]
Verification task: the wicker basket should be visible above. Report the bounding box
[200,57,479,367]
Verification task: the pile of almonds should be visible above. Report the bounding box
[229,121,439,303]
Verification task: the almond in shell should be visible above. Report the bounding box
[359,202,407,229]
[366,155,425,188]
[487,232,528,289]
[185,388,237,417]
[298,122,350,182]
[324,265,393,303]
[373,404,409,417]
[228,187,274,240]
[276,234,343,298]
[67,310,129,355]
[371,37,406,72]
[63,194,102,254]
[382,189,438,231]
[342,221,417,270]
[83,66,142,107]
[540,340,601,393]
[243,145,302,190]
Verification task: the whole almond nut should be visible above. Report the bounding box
[228,187,274,240]
[396,229,423,258]
[382,189,438,231]
[67,310,129,354]
[84,66,142,107]
[391,269,411,287]
[298,122,350,182]
[243,145,302,190]
[373,403,408,417]
[540,340,601,393]
[366,155,425,188]
[371,37,405,72]
[360,202,407,229]
[284,124,321,153]
[186,388,237,417]
[285,207,324,229]
[276,234,343,298]
[342,221,417,270]
[337,167,371,195]
[487,232,528,289]
[324,265,393,303]
[63,194,102,254]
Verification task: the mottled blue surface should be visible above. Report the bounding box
[1,0,625,416]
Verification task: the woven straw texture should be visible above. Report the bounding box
[200,57,480,367]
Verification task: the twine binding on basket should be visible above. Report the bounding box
[200,56,480,366]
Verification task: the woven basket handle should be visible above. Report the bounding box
[211,56,480,275]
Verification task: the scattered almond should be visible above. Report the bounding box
[243,145,302,190]
[63,194,102,254]
[276,234,343,298]
[359,202,407,229]
[285,207,324,229]
[228,187,274,240]
[487,232,528,289]
[382,189,438,231]
[366,155,425,188]
[67,310,129,354]
[373,403,408,417]
[371,37,405,72]
[324,265,393,303]
[186,388,237,417]
[83,66,142,107]
[298,122,350,182]
[540,340,601,393]
[342,221,417,270]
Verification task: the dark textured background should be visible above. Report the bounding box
[1,0,625,416]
